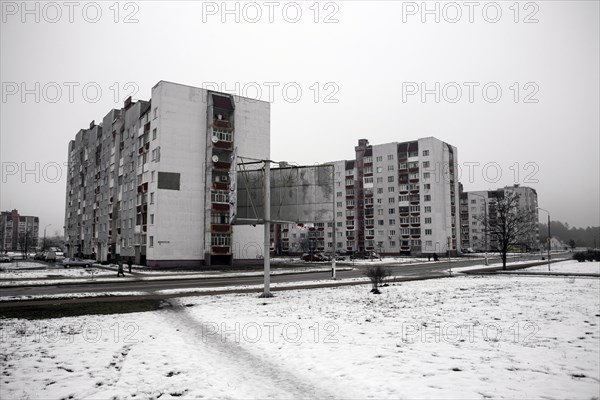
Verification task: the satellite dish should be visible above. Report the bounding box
[212,155,219,163]
[211,136,219,143]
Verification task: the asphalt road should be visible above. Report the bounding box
[0,253,566,301]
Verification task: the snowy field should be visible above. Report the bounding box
[1,269,598,399]
[519,260,600,275]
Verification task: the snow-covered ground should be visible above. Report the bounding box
[0,266,353,288]
[0,266,116,280]
[1,267,598,399]
[519,260,600,275]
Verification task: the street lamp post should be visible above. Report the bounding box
[43,224,51,250]
[471,193,488,266]
[537,207,551,271]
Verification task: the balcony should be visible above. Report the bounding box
[211,246,231,255]
[214,140,233,150]
[212,203,230,212]
[213,161,232,171]
[212,181,229,191]
[213,119,233,130]
[211,224,232,234]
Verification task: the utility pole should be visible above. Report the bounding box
[43,224,51,251]
[261,160,273,297]
[447,236,452,276]
[537,207,551,272]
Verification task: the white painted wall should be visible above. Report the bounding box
[146,81,208,262]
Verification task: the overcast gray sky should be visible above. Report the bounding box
[1,0,598,234]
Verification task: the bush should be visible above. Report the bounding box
[573,250,600,262]
[365,265,390,294]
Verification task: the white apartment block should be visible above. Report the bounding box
[274,137,460,256]
[65,81,269,267]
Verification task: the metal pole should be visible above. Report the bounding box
[537,207,551,272]
[447,236,452,276]
[328,164,336,279]
[261,160,273,298]
[547,213,551,271]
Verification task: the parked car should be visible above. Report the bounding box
[0,254,12,263]
[302,253,328,262]
[62,257,93,268]
[351,251,379,260]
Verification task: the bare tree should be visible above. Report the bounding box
[482,191,530,269]
[365,265,390,294]
[18,228,36,259]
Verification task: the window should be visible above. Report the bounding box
[377,209,383,215]
[375,198,382,204]
[424,206,432,213]
[425,217,432,224]
[150,192,155,204]
[388,187,395,193]
[149,236,154,247]
[389,208,395,214]
[423,172,430,179]
[151,171,155,182]
[364,177,373,184]
[471,199,477,204]
[336,202,342,207]
[425,229,432,235]
[376,156,383,162]
[422,161,430,169]
[389,219,396,225]
[377,177,383,183]
[399,195,409,202]
[365,198,373,205]
[388,154,394,161]
[153,107,158,119]
[337,192,342,197]
[424,183,431,190]
[388,165,394,171]
[387,176,394,182]
[376,167,383,173]
[364,166,373,174]
[389,241,396,247]
[337,212,343,218]
[424,195,431,201]
[152,128,157,140]
[345,179,353,185]
[423,150,429,156]
[409,205,420,212]
[388,198,395,204]
[378,220,384,226]
[346,199,355,207]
